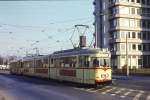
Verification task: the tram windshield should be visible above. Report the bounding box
[92,57,110,68]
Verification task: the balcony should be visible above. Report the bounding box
[109,14,150,20]
[109,26,150,32]
[109,1,150,8]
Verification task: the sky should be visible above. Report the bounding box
[0,0,94,57]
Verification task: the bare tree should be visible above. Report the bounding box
[0,56,3,65]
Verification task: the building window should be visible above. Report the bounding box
[133,55,136,58]
[131,8,135,14]
[147,32,150,40]
[137,0,140,3]
[147,0,150,5]
[128,43,131,51]
[130,19,135,27]
[132,44,136,50]
[128,32,130,38]
[112,19,117,27]
[121,31,125,38]
[138,32,141,39]
[143,44,147,51]
[121,56,125,58]
[148,44,150,51]
[147,21,150,28]
[131,0,135,2]
[142,20,147,28]
[138,44,142,51]
[142,32,147,40]
[132,32,136,38]
[137,20,141,27]
[137,8,140,15]
[141,0,145,4]
[138,57,142,66]
[121,43,125,51]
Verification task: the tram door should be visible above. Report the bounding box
[79,56,91,84]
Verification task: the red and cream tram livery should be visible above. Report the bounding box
[10,48,112,85]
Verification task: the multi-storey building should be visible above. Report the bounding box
[93,0,150,69]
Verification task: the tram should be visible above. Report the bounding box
[10,48,112,85]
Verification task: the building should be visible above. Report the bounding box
[93,0,150,69]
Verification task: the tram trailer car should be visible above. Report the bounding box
[10,48,112,85]
[9,59,23,75]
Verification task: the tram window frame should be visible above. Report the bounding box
[92,57,110,68]
[54,58,60,68]
[79,56,90,68]
[51,59,54,64]
[93,58,99,67]
[43,58,48,64]
[61,56,77,68]
[43,57,48,68]
[36,59,43,68]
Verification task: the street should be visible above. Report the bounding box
[0,71,150,100]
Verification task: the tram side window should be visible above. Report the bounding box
[99,59,110,67]
[79,56,89,67]
[43,58,48,67]
[54,59,59,67]
[43,58,48,64]
[36,60,42,67]
[58,57,76,68]
[93,58,99,67]
[50,58,55,67]
[51,59,54,64]
[92,58,109,67]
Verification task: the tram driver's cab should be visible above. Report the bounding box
[92,57,110,68]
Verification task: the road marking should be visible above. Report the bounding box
[146,95,150,100]
[111,94,116,96]
[124,91,131,96]
[74,86,112,92]
[85,88,95,92]
[91,86,112,92]
[133,91,144,100]
[115,88,125,94]
[101,87,116,94]
[129,89,135,92]
[74,87,86,91]
[120,91,131,98]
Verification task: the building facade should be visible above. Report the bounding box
[93,0,150,69]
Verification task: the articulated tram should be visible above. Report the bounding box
[10,48,112,85]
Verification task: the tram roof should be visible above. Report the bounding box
[51,48,109,58]
[21,48,110,61]
[22,55,44,61]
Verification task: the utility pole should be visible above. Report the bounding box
[126,33,129,76]
[35,47,39,56]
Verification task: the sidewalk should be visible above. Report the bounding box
[0,90,14,100]
[113,75,150,80]
[0,70,10,75]
[112,75,132,80]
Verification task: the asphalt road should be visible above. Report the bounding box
[0,71,150,100]
[0,73,120,100]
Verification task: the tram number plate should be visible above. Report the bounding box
[101,74,109,79]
